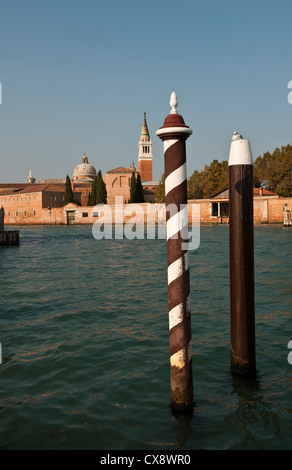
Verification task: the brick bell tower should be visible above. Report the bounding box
[138,113,153,181]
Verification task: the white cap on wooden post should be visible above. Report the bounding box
[229,131,253,166]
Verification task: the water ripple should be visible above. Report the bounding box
[0,225,291,449]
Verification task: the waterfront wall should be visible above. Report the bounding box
[3,197,291,225]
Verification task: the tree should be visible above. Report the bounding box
[186,159,228,199]
[129,171,137,203]
[63,175,74,205]
[187,170,204,199]
[253,152,271,188]
[253,144,292,196]
[135,172,145,203]
[91,171,107,205]
[98,172,107,204]
[155,174,165,203]
[200,159,228,197]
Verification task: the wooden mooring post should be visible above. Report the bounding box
[0,231,20,246]
[0,206,20,246]
[284,205,292,227]
[228,132,256,376]
[156,93,193,411]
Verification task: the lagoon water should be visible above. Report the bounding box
[0,224,291,450]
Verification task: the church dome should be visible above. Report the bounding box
[73,153,96,181]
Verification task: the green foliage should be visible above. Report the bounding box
[63,175,74,205]
[155,174,165,203]
[129,171,137,203]
[187,159,228,199]
[253,144,292,196]
[129,171,145,203]
[87,191,92,206]
[90,171,107,205]
[97,171,108,204]
[200,159,228,198]
[135,173,145,203]
[187,170,204,199]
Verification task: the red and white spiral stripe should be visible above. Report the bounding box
[163,138,192,381]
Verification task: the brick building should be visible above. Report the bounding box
[104,164,137,205]
[0,183,80,225]
[102,113,158,204]
[207,186,279,223]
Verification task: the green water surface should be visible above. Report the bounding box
[0,224,291,450]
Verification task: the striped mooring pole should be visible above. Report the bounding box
[228,132,256,376]
[156,92,193,411]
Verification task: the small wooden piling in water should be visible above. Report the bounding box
[0,207,20,246]
[283,207,292,227]
[0,231,20,246]
[228,132,256,377]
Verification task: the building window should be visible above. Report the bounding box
[25,197,27,201]
[93,211,99,217]
[8,211,10,217]
[20,197,22,202]
[83,191,86,195]
[52,195,56,202]
[82,212,88,218]
[29,196,31,201]
[211,203,218,217]
[33,210,36,216]
[16,211,18,216]
[24,211,27,217]
[33,196,36,201]
[61,195,64,202]
[211,202,229,217]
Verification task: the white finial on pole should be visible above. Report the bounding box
[229,131,253,166]
[170,92,178,114]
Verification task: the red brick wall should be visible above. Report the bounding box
[104,172,132,205]
[267,198,290,223]
[1,192,43,224]
[138,159,152,181]
[3,196,291,225]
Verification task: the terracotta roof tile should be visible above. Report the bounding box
[106,166,134,174]
[253,187,277,196]
[0,183,66,196]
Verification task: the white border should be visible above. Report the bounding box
[156,126,193,137]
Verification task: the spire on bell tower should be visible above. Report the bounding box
[141,112,150,138]
[138,112,153,181]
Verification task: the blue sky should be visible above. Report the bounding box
[0,0,291,182]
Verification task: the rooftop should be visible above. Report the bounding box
[106,166,135,174]
[0,183,66,197]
